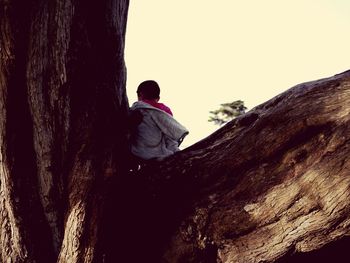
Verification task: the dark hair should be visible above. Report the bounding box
[137,80,160,100]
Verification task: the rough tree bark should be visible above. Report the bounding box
[0,0,129,262]
[1,1,350,263]
[142,70,350,263]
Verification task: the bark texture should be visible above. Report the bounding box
[0,0,129,262]
[1,0,350,262]
[139,71,350,263]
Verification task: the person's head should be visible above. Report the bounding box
[137,80,160,101]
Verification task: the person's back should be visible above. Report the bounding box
[130,80,188,161]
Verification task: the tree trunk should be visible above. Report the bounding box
[143,70,350,263]
[1,1,350,262]
[0,0,129,262]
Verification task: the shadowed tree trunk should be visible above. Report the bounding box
[0,0,129,262]
[1,1,350,262]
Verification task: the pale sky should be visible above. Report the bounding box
[125,1,350,147]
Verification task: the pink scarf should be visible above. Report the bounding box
[142,99,173,116]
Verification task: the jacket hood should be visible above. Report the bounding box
[131,101,165,113]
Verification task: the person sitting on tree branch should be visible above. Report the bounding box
[129,80,189,161]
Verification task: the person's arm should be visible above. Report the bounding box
[151,110,189,143]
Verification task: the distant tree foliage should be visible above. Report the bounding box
[209,100,247,125]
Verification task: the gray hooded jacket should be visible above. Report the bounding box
[130,101,189,160]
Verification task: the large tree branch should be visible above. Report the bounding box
[143,70,350,262]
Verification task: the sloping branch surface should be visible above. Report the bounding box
[141,70,350,263]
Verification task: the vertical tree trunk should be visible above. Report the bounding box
[0,0,129,262]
